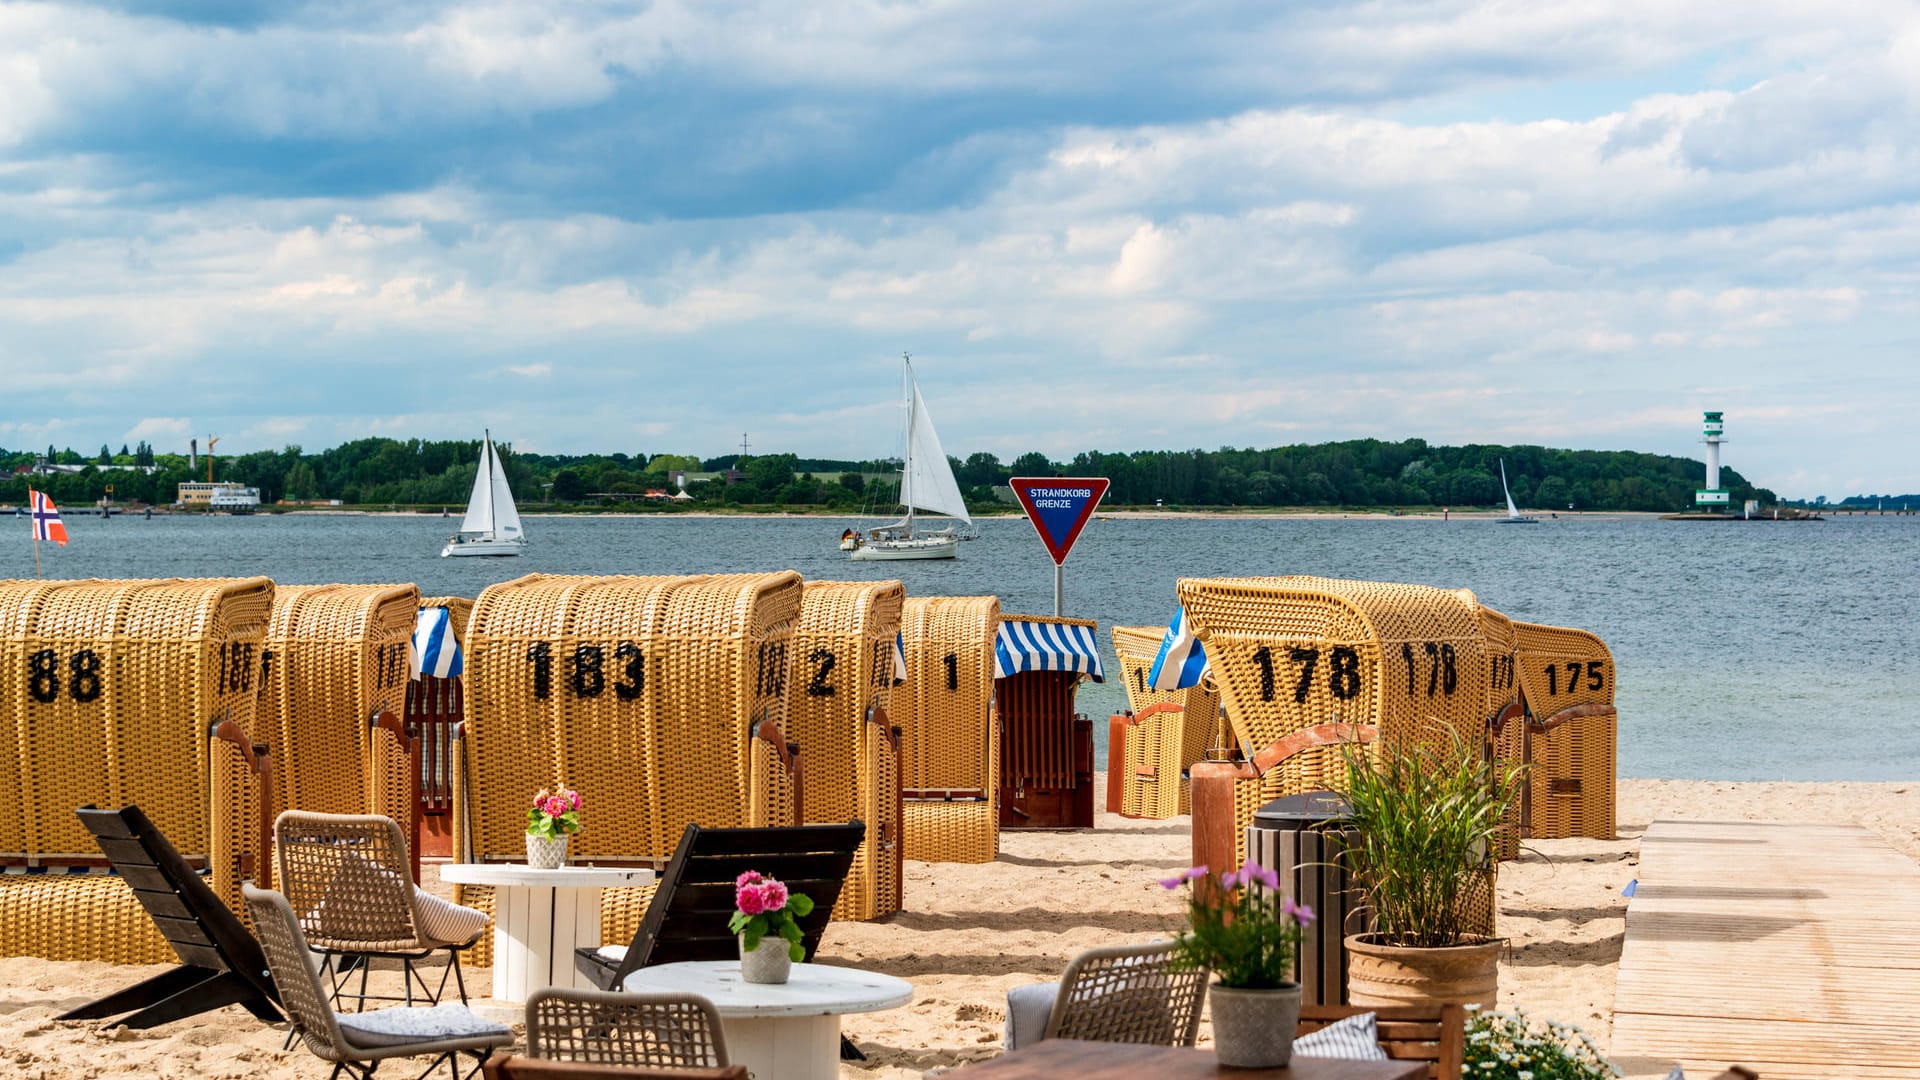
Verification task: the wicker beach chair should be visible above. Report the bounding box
[410,596,474,859]
[894,595,1001,863]
[1512,620,1616,840]
[1108,625,1225,819]
[454,573,805,964]
[1003,941,1209,1051]
[1474,602,1525,860]
[275,810,487,1010]
[525,987,730,1068]
[259,584,422,837]
[784,580,905,920]
[244,883,510,1080]
[996,614,1103,829]
[0,577,276,966]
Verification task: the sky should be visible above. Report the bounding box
[2,2,1918,499]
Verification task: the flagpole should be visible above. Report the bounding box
[28,487,41,580]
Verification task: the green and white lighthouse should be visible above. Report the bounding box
[1695,411,1729,508]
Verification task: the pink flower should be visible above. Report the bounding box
[534,788,549,805]
[1282,898,1316,925]
[736,881,771,915]
[762,880,788,912]
[569,790,581,810]
[545,796,568,817]
[736,870,763,888]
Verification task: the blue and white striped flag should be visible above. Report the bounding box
[892,631,908,686]
[1146,608,1208,690]
[410,606,464,680]
[993,618,1105,682]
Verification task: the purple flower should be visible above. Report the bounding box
[1282,898,1317,925]
[1159,875,1186,890]
[1184,866,1209,881]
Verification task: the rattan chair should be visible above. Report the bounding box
[525,987,730,1068]
[244,884,509,1080]
[1003,941,1208,1051]
[275,811,487,1011]
[895,595,1001,862]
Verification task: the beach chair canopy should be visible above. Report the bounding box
[993,616,1104,682]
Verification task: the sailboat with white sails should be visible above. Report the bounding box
[441,431,526,556]
[1497,459,1539,524]
[845,355,972,561]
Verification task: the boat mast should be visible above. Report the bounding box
[901,353,915,539]
[480,430,496,537]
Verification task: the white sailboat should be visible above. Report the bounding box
[847,356,971,561]
[1497,459,1539,524]
[441,431,526,556]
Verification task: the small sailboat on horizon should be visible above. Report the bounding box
[1497,459,1539,524]
[441,430,526,556]
[845,354,972,561]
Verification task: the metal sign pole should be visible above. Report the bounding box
[1054,563,1063,618]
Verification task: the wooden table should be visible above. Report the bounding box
[954,1039,1428,1079]
[438,863,654,1016]
[622,960,912,1080]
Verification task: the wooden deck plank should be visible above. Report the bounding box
[1610,819,1920,1078]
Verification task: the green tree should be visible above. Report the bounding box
[551,469,587,502]
[1010,451,1056,477]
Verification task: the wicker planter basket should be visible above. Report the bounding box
[786,580,905,921]
[894,596,1001,863]
[0,577,275,964]
[260,584,421,825]
[454,572,805,961]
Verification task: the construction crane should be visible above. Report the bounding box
[205,435,220,483]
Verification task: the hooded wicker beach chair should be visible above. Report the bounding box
[0,576,276,966]
[245,883,510,1080]
[1107,625,1226,819]
[995,614,1104,829]
[784,580,905,920]
[1002,941,1209,1051]
[1512,620,1616,840]
[259,584,422,835]
[275,810,488,1010]
[892,596,1001,862]
[524,987,731,1068]
[454,573,805,964]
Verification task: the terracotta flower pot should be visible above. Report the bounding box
[1207,982,1301,1068]
[1344,933,1501,1010]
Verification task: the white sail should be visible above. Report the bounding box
[459,437,496,534]
[488,439,523,539]
[1501,459,1520,518]
[904,380,970,523]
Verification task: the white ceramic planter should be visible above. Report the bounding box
[525,832,569,870]
[1208,981,1301,1068]
[739,934,793,984]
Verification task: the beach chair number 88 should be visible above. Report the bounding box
[26,648,104,704]
[1250,645,1361,702]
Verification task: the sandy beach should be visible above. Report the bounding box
[1,777,1912,1079]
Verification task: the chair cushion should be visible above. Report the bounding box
[336,1002,509,1049]
[593,944,627,964]
[412,887,488,946]
[1293,1011,1388,1060]
[1003,982,1058,1051]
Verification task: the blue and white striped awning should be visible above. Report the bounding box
[410,605,464,680]
[1145,607,1209,690]
[994,618,1105,682]
[892,632,908,686]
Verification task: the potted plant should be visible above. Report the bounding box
[525,786,581,869]
[1162,862,1314,1067]
[1340,733,1521,1009]
[729,870,815,985]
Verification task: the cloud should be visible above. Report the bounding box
[506,362,552,377]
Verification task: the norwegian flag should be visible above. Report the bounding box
[29,490,68,547]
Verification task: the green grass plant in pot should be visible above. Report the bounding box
[1163,863,1313,1067]
[1340,731,1522,1009]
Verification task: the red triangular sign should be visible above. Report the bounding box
[1009,477,1110,566]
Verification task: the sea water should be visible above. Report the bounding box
[19,511,1918,781]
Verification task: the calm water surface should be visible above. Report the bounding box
[22,511,1919,781]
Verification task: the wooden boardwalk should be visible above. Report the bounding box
[1611,820,1920,1079]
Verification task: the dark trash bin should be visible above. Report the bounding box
[1247,791,1367,1006]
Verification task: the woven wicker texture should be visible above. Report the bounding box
[1514,621,1616,841]
[526,987,729,1067]
[786,580,905,921]
[260,584,420,825]
[1111,625,1224,819]
[1474,603,1524,860]
[457,573,803,955]
[1045,941,1208,1047]
[276,811,433,954]
[244,884,353,1062]
[0,577,273,964]
[894,596,1000,863]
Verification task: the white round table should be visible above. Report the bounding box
[623,961,912,1080]
[439,863,654,1015]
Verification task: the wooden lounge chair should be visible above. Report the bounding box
[244,883,509,1080]
[57,804,282,1030]
[525,987,731,1068]
[1296,1004,1466,1080]
[1003,941,1209,1051]
[484,1061,745,1080]
[574,820,864,991]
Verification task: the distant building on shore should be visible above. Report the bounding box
[1695,411,1729,509]
[177,481,261,512]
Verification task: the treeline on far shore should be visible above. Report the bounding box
[1,436,1775,514]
